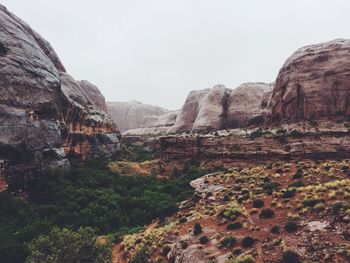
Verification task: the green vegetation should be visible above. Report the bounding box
[0,159,206,263]
[26,227,111,263]
[121,143,155,162]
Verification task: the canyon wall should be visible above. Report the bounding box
[0,4,120,171]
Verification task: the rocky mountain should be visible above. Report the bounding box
[107,101,169,132]
[269,39,350,122]
[0,4,120,170]
[168,83,273,134]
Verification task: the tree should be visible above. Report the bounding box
[26,227,112,263]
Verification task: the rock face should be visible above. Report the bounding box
[168,83,272,134]
[106,101,169,132]
[156,121,350,166]
[227,82,273,127]
[60,73,120,159]
[78,80,108,112]
[269,39,350,122]
[0,4,120,169]
[122,110,179,136]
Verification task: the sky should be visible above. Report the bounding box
[2,0,350,109]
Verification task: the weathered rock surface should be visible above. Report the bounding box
[227,82,273,127]
[60,73,119,159]
[78,80,108,112]
[0,4,120,169]
[122,110,179,136]
[154,121,350,166]
[167,90,207,133]
[168,83,272,134]
[0,4,64,166]
[269,39,350,122]
[107,101,169,132]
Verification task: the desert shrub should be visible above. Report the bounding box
[292,169,303,179]
[199,235,209,244]
[259,208,274,218]
[161,244,171,256]
[227,222,242,230]
[332,201,350,214]
[252,199,264,208]
[288,180,304,188]
[242,236,255,247]
[261,182,279,195]
[193,223,202,235]
[270,225,280,234]
[230,255,255,263]
[220,236,236,248]
[282,189,296,199]
[284,221,298,232]
[302,198,318,207]
[220,206,242,221]
[282,251,301,263]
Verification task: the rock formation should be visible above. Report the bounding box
[0,4,120,169]
[60,73,120,159]
[122,110,179,136]
[78,80,108,112]
[106,101,169,132]
[227,82,273,127]
[269,39,350,122]
[168,83,272,134]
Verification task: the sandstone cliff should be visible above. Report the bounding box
[168,83,272,134]
[107,101,169,132]
[0,4,120,169]
[269,39,350,122]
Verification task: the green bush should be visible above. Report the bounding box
[252,199,264,208]
[242,236,255,247]
[220,236,236,248]
[282,251,301,263]
[26,227,111,263]
[193,223,202,235]
[259,208,274,218]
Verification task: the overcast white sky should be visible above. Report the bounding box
[2,0,350,109]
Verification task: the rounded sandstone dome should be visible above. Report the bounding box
[269,39,350,122]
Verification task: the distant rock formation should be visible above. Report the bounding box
[0,4,120,169]
[168,83,273,134]
[107,101,169,132]
[227,82,273,127]
[269,39,350,122]
[122,110,179,136]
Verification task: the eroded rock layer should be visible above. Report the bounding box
[0,4,120,169]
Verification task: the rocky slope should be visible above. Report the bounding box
[0,4,120,171]
[116,159,350,262]
[168,83,273,134]
[269,39,350,123]
[107,101,169,132]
